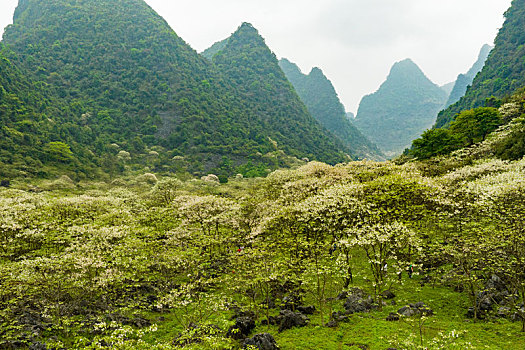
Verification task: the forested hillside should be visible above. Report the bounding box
[279,58,385,161]
[1,0,347,179]
[0,46,107,179]
[354,59,447,157]
[436,0,525,127]
[410,88,525,161]
[444,44,492,108]
[209,23,349,164]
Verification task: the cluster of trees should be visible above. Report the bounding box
[411,88,525,161]
[411,107,502,159]
[1,156,525,348]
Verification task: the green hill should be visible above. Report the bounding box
[436,0,525,128]
[354,59,448,157]
[208,23,350,164]
[0,45,107,179]
[1,0,347,179]
[201,38,228,60]
[279,58,385,160]
[444,44,492,109]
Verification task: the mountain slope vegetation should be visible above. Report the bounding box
[279,58,385,161]
[1,0,347,179]
[0,45,108,179]
[354,59,447,157]
[1,1,525,349]
[444,44,492,109]
[209,23,349,164]
[436,0,525,128]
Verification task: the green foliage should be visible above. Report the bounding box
[44,141,74,162]
[2,156,525,348]
[411,107,502,159]
[1,1,348,179]
[450,107,502,145]
[411,129,459,159]
[209,23,349,165]
[436,0,525,127]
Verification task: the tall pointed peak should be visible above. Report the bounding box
[389,59,424,76]
[309,67,325,78]
[381,58,438,91]
[219,22,270,54]
[232,22,261,39]
[479,44,493,58]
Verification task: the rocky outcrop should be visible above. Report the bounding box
[243,333,280,350]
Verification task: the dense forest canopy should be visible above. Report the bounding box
[1,0,348,180]
[208,23,350,164]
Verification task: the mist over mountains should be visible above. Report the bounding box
[444,44,493,109]
[353,59,448,157]
[278,58,385,161]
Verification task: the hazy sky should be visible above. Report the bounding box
[0,0,513,113]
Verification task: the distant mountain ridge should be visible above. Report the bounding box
[444,44,492,108]
[278,58,385,160]
[201,39,228,60]
[354,59,448,157]
[436,0,525,128]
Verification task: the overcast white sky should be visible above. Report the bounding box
[0,0,513,113]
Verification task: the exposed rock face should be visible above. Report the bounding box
[397,302,434,317]
[243,333,280,350]
[343,288,375,314]
[275,310,309,332]
[467,274,512,319]
[227,316,256,339]
[381,290,396,300]
[296,305,316,315]
[386,312,400,321]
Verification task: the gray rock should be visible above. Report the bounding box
[397,303,433,317]
[296,305,316,315]
[276,310,309,332]
[227,316,256,339]
[243,333,280,350]
[386,312,400,321]
[326,319,339,328]
[381,290,396,300]
[343,289,375,314]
